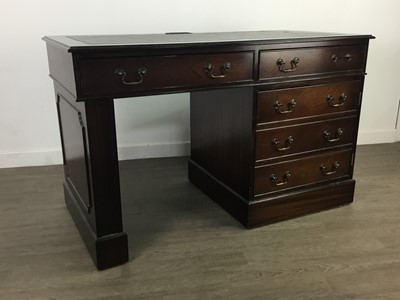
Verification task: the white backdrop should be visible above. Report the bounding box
[1,0,399,168]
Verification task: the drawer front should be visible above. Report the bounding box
[259,45,367,80]
[257,80,362,124]
[255,116,357,161]
[254,149,353,196]
[79,52,254,97]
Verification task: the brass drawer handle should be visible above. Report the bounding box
[204,62,231,78]
[115,67,147,85]
[270,171,291,186]
[320,161,340,175]
[331,54,352,62]
[327,93,347,107]
[276,57,300,72]
[323,128,343,142]
[274,99,296,114]
[272,136,294,151]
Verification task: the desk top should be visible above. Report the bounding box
[43,30,374,52]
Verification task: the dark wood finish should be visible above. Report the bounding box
[256,80,363,125]
[188,160,249,226]
[187,33,371,229]
[259,44,368,80]
[57,95,91,212]
[247,179,355,228]
[253,148,353,196]
[188,158,355,228]
[43,31,373,269]
[190,87,254,198]
[46,43,77,97]
[78,52,254,98]
[45,30,373,50]
[53,82,128,269]
[255,116,357,161]
[63,180,128,270]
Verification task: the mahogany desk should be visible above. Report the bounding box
[43,31,373,269]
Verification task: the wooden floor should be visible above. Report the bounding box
[1,143,400,299]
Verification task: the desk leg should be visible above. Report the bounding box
[55,86,128,270]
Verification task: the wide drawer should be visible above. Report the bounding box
[78,52,254,97]
[255,116,357,161]
[257,80,363,124]
[259,45,367,80]
[254,148,353,196]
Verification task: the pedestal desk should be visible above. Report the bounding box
[43,31,373,269]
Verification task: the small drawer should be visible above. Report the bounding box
[257,80,363,124]
[254,149,353,197]
[255,116,357,161]
[78,52,254,97]
[259,45,367,80]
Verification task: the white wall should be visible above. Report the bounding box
[1,0,399,168]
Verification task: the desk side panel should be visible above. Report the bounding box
[190,87,254,200]
[46,43,77,98]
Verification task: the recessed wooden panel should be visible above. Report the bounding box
[57,96,92,212]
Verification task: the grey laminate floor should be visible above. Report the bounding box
[1,143,400,299]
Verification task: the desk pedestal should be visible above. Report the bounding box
[55,83,128,269]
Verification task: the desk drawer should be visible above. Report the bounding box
[254,149,353,196]
[257,80,362,124]
[78,52,254,97]
[255,116,357,161]
[259,45,367,80]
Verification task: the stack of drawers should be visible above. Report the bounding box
[189,39,370,228]
[254,79,363,198]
